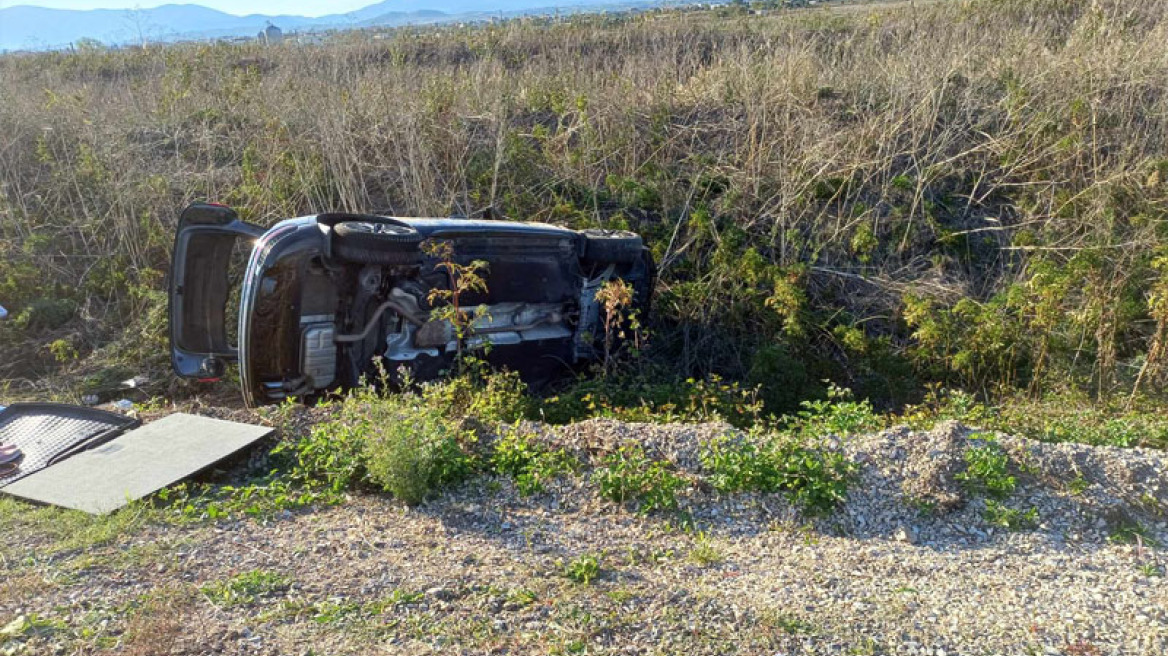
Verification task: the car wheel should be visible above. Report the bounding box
[332,220,424,265]
[580,229,643,264]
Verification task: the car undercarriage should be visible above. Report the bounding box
[169,203,654,406]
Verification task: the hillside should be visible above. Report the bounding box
[2,2,1167,653]
[1,0,1166,416]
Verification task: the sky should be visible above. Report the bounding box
[0,1,378,15]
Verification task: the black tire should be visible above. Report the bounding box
[580,229,643,264]
[332,220,424,265]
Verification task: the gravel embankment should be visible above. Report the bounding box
[1,419,1165,655]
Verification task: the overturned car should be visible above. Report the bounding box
[169,203,654,407]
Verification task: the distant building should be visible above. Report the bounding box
[258,22,283,45]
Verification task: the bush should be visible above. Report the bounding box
[362,397,475,505]
[784,385,883,439]
[700,432,857,516]
[490,426,578,496]
[955,434,1016,498]
[422,359,530,423]
[13,297,76,332]
[592,445,686,513]
[539,371,764,428]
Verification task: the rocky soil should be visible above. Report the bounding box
[1,418,1166,655]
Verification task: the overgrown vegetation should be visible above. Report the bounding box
[901,387,1168,449]
[955,434,1016,498]
[158,363,881,521]
[701,432,857,517]
[3,0,1168,422]
[491,426,578,496]
[592,445,687,514]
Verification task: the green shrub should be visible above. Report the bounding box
[490,426,578,496]
[955,434,1016,498]
[784,385,882,439]
[361,397,475,505]
[903,389,1168,450]
[592,445,686,513]
[164,385,480,517]
[982,500,1038,531]
[277,408,369,497]
[700,432,858,516]
[538,371,764,428]
[422,357,530,423]
[13,297,76,331]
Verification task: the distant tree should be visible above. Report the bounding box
[73,37,106,53]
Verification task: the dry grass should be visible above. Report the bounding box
[0,0,1165,406]
[122,586,199,656]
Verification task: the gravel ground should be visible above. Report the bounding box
[1,417,1165,655]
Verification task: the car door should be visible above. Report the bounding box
[169,203,265,381]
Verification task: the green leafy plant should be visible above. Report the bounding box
[422,238,489,366]
[592,445,686,513]
[538,371,764,428]
[423,359,530,423]
[1108,519,1158,547]
[491,427,578,495]
[200,570,290,608]
[785,385,882,439]
[1067,475,1090,495]
[700,432,858,516]
[956,434,1016,498]
[561,552,602,585]
[362,396,475,505]
[1137,562,1164,578]
[982,500,1038,531]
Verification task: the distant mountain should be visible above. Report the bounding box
[0,1,659,51]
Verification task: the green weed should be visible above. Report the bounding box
[199,570,290,608]
[760,610,817,636]
[700,432,858,516]
[592,445,686,513]
[982,500,1039,531]
[687,533,724,567]
[956,434,1016,498]
[361,395,475,506]
[561,553,603,585]
[1108,519,1158,547]
[491,426,578,495]
[785,385,882,439]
